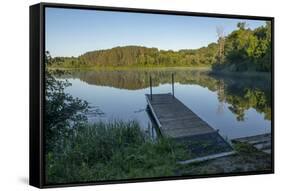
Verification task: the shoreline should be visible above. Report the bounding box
[47,66,212,71]
[47,66,271,77]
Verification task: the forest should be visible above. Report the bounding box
[48,21,271,72]
[50,43,218,68]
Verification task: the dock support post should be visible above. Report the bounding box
[172,73,174,98]
[150,76,152,100]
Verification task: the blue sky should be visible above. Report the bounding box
[46,8,265,57]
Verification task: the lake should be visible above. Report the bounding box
[57,68,271,140]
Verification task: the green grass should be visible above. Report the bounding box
[45,120,271,184]
[45,121,188,184]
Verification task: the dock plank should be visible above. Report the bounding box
[146,93,214,138]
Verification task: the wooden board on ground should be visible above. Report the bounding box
[232,133,271,154]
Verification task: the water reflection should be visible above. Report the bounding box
[56,68,271,139]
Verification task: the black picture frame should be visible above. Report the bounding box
[30,2,274,188]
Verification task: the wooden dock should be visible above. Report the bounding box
[146,93,217,138]
[146,93,233,162]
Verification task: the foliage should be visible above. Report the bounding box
[213,21,272,72]
[45,52,90,153]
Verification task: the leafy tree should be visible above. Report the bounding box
[237,22,247,30]
[45,52,90,152]
[213,21,272,72]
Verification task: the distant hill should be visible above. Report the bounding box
[50,44,218,68]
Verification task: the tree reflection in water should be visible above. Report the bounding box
[56,68,271,122]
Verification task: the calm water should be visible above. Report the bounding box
[58,68,271,140]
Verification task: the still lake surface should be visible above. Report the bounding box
[58,68,271,140]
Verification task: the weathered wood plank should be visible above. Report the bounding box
[232,133,271,154]
[178,151,236,165]
[232,133,271,144]
[146,93,214,138]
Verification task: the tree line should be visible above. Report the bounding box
[49,21,272,72]
[50,44,218,68]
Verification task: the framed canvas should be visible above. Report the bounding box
[30,2,274,188]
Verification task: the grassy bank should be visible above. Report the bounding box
[46,120,271,184]
[46,121,188,184]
